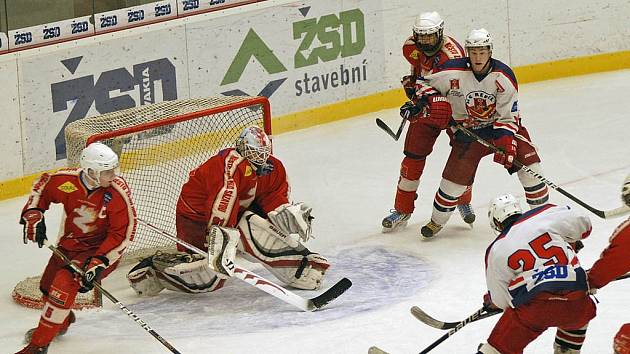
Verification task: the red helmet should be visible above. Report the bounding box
[615,323,630,354]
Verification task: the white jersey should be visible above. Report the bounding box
[422,57,520,136]
[485,204,592,309]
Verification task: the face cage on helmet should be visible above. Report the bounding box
[414,29,443,54]
[242,143,271,166]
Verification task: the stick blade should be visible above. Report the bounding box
[368,346,390,354]
[309,277,352,310]
[410,306,452,329]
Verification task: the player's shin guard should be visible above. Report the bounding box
[517,163,549,207]
[394,157,426,214]
[430,179,468,226]
[29,271,79,348]
[238,212,330,290]
[554,326,588,353]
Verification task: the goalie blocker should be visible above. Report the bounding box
[128,211,329,295]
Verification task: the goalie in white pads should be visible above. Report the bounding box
[127,126,329,296]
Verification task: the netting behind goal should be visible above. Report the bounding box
[66,95,271,262]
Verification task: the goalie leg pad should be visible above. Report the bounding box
[128,252,225,294]
[238,212,330,290]
[127,256,166,296]
[206,225,240,278]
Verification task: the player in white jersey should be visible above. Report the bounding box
[414,28,549,238]
[478,195,596,354]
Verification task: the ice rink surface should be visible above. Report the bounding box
[1,69,629,353]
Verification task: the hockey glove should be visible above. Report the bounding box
[424,95,452,129]
[401,75,417,100]
[268,202,314,242]
[20,209,47,248]
[482,292,500,312]
[493,134,517,169]
[399,101,423,121]
[78,255,109,293]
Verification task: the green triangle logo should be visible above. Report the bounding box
[220,29,287,86]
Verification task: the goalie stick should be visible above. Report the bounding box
[47,244,182,354]
[375,117,407,141]
[138,218,352,312]
[453,122,630,219]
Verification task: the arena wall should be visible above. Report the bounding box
[1,0,629,199]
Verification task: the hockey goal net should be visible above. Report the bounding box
[12,95,271,309]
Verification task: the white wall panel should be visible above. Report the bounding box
[0,56,23,180]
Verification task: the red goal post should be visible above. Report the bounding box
[12,95,271,309]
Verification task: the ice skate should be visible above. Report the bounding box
[15,343,48,354]
[382,210,411,233]
[457,203,476,227]
[24,311,75,344]
[420,220,443,238]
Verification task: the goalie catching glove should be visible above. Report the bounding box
[268,202,314,242]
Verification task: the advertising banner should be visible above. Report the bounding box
[177,0,255,16]
[185,0,384,116]
[95,0,178,33]
[17,26,190,174]
[8,16,93,50]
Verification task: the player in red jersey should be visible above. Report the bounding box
[588,175,630,290]
[382,11,476,233]
[17,143,136,354]
[127,126,329,296]
[615,324,630,354]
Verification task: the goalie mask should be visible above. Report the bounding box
[488,194,523,233]
[622,174,630,207]
[412,12,444,55]
[235,126,272,167]
[80,142,119,187]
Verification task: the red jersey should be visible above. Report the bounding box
[402,35,465,77]
[588,218,630,289]
[22,168,137,264]
[177,148,289,227]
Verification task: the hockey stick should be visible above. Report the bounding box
[137,218,352,312]
[375,117,406,141]
[410,306,501,330]
[453,123,630,219]
[418,307,487,354]
[410,273,630,331]
[47,245,182,354]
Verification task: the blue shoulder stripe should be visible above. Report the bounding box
[437,57,469,71]
[492,59,518,88]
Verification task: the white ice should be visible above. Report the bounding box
[2,69,630,354]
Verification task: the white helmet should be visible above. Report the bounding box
[80,142,119,182]
[412,12,444,53]
[235,126,272,166]
[622,174,630,207]
[465,28,493,51]
[488,194,523,232]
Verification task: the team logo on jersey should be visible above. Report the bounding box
[495,80,505,93]
[450,79,459,90]
[409,49,420,60]
[244,165,253,177]
[57,181,78,193]
[511,101,518,112]
[465,91,496,120]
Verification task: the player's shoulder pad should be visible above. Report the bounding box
[442,36,465,58]
[436,57,469,72]
[491,58,518,88]
[52,167,81,177]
